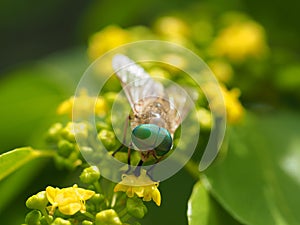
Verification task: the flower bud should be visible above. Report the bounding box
[80,166,101,184]
[25,210,41,225]
[98,130,116,149]
[197,108,212,130]
[51,218,71,225]
[90,193,105,205]
[103,92,118,108]
[95,209,122,225]
[57,140,74,157]
[126,197,148,219]
[46,123,63,142]
[26,191,48,210]
[61,122,88,142]
[96,121,111,132]
[82,221,94,225]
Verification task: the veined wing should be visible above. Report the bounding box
[112,54,164,113]
[165,85,197,130]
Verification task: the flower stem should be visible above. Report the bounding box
[40,208,52,224]
[83,211,95,220]
[118,208,127,217]
[93,181,103,194]
[121,213,131,222]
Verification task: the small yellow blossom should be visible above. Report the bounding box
[203,83,244,124]
[154,16,189,39]
[114,170,161,206]
[221,86,244,124]
[46,184,94,215]
[88,25,132,61]
[57,89,106,119]
[211,21,268,62]
[208,59,233,83]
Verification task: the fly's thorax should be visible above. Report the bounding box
[131,97,179,135]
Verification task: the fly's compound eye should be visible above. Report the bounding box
[131,124,172,156]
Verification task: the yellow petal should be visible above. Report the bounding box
[46,186,58,204]
[151,188,161,206]
[59,202,82,215]
[114,183,128,193]
[73,186,95,200]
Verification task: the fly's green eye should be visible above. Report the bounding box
[131,124,172,156]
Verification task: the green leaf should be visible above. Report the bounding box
[0,47,88,152]
[204,111,300,225]
[0,147,54,181]
[188,181,241,225]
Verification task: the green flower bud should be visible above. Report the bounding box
[90,193,105,204]
[61,122,88,143]
[82,220,94,225]
[131,222,142,225]
[126,197,148,219]
[46,123,63,142]
[25,210,41,225]
[51,218,71,225]
[103,92,118,107]
[40,216,53,225]
[26,191,48,210]
[57,140,74,157]
[80,166,101,184]
[98,130,116,149]
[197,108,212,130]
[95,209,122,225]
[96,121,111,132]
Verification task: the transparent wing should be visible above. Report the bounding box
[165,85,197,129]
[112,54,164,113]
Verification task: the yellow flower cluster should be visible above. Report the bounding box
[46,184,95,215]
[114,170,161,206]
[221,85,244,124]
[57,89,106,119]
[88,25,132,61]
[211,21,268,62]
[203,83,244,124]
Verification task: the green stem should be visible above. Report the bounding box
[40,208,52,224]
[82,211,95,220]
[36,149,56,158]
[118,208,127,217]
[121,213,131,222]
[93,181,103,194]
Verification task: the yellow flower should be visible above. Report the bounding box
[154,16,189,39]
[57,89,106,119]
[208,59,233,83]
[114,170,161,206]
[203,83,244,124]
[46,184,95,215]
[88,25,132,61]
[211,21,268,62]
[221,86,244,124]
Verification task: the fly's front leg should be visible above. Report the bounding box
[111,115,130,157]
[146,151,164,179]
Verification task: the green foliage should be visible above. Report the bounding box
[204,112,300,225]
[0,147,51,181]
[188,181,241,225]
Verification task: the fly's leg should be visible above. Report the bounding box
[111,115,130,157]
[146,151,164,179]
[134,159,144,176]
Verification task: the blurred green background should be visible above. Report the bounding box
[0,0,299,224]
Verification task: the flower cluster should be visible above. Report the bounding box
[46,185,95,216]
[114,169,161,206]
[25,166,153,225]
